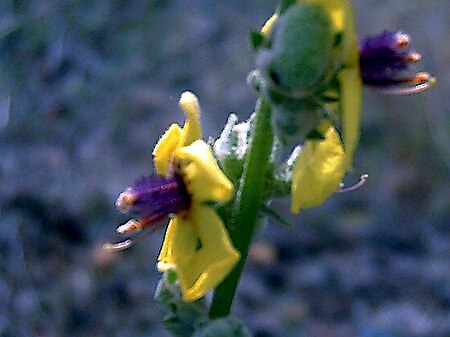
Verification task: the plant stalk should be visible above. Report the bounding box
[209,97,273,318]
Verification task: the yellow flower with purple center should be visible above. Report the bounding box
[112,92,240,302]
[267,3,435,214]
[359,31,436,94]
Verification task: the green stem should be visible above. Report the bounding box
[209,97,273,318]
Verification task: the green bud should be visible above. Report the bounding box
[269,4,334,93]
[155,275,207,337]
[213,114,252,184]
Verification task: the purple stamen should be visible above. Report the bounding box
[360,31,409,59]
[116,175,191,225]
[104,174,191,252]
[103,220,166,252]
[359,31,435,93]
[373,72,436,95]
[338,174,369,194]
[103,239,133,252]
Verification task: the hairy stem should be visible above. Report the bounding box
[209,97,273,318]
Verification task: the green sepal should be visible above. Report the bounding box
[319,108,340,127]
[167,269,178,284]
[155,275,207,337]
[306,129,326,140]
[267,86,285,105]
[271,103,322,145]
[250,31,266,52]
[279,0,296,14]
[320,94,339,103]
[333,32,344,48]
[261,204,293,227]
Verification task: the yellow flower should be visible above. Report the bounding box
[300,0,361,207]
[291,121,346,214]
[305,0,362,169]
[338,67,362,169]
[154,92,240,302]
[260,1,362,213]
[262,0,362,170]
[333,0,362,170]
[261,13,278,37]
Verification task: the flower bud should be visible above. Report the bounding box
[264,3,334,94]
[213,114,251,183]
[253,3,340,144]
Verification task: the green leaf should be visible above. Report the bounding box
[192,317,252,337]
[167,269,178,284]
[163,315,195,337]
[261,204,293,227]
[155,276,208,337]
[306,129,326,140]
[155,277,178,306]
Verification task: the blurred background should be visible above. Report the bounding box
[0,0,449,336]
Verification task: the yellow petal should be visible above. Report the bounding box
[156,215,181,272]
[179,91,202,146]
[291,125,346,214]
[302,0,358,64]
[175,140,234,204]
[337,68,362,169]
[157,205,240,302]
[261,13,278,36]
[153,124,183,176]
[299,0,346,31]
[157,213,197,266]
[341,0,358,67]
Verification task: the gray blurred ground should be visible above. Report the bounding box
[0,1,449,336]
